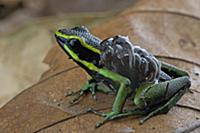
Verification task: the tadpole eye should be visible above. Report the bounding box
[145,72,153,82]
[68,39,80,48]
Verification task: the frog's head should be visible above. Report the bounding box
[55,26,102,66]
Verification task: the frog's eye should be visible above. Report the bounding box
[68,39,81,48]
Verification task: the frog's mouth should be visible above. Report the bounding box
[56,36,101,66]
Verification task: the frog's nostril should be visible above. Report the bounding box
[58,29,68,34]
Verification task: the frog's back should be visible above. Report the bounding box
[99,35,161,88]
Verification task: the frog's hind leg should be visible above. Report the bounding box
[90,76,191,125]
[139,88,185,124]
[134,76,191,124]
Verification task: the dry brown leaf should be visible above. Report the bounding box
[0,0,200,133]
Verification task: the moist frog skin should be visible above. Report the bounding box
[55,26,191,128]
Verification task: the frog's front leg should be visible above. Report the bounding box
[67,79,97,103]
[67,79,114,104]
[88,69,131,128]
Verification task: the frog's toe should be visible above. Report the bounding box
[81,82,98,100]
[88,109,122,128]
[87,108,106,117]
[90,87,97,100]
[139,119,145,125]
[95,112,119,128]
[95,116,109,128]
[95,120,105,128]
[68,93,83,104]
[66,82,100,104]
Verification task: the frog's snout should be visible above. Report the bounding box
[56,29,68,35]
[55,33,68,47]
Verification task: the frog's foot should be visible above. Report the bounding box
[66,81,114,104]
[96,111,121,128]
[87,107,149,128]
[66,82,98,104]
[87,108,107,117]
[87,108,122,128]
